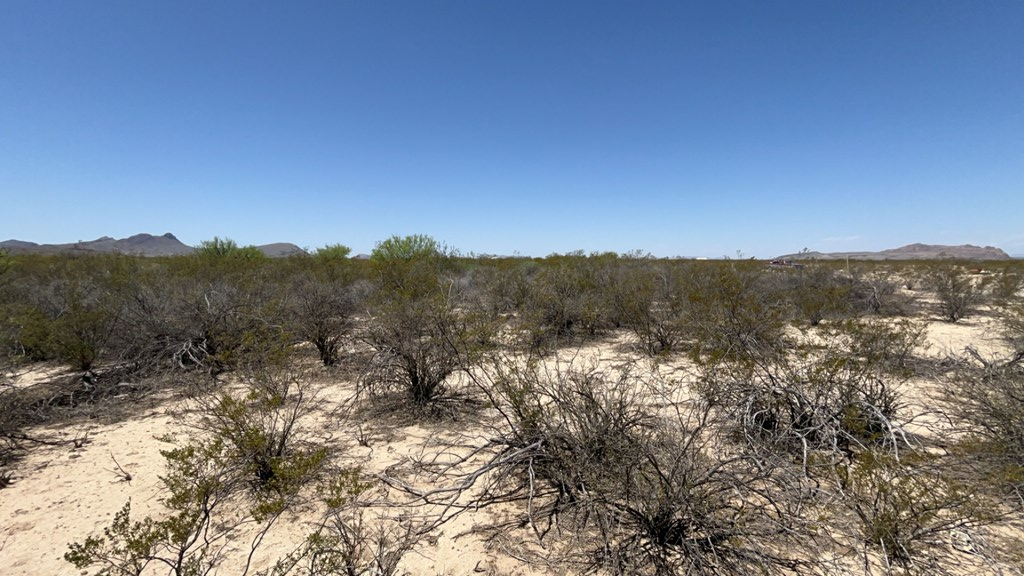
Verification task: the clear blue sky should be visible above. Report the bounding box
[2,1,1022,258]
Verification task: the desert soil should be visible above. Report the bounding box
[1,311,1021,575]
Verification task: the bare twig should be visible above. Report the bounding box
[108,452,132,484]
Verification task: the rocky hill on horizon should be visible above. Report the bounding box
[0,234,306,258]
[777,243,1011,261]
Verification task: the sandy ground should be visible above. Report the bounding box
[2,410,171,574]
[0,374,549,576]
[2,309,1022,575]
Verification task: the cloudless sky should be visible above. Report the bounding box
[2,1,1022,257]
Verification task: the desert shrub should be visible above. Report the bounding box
[276,515,412,576]
[5,305,52,361]
[0,373,19,487]
[840,318,928,378]
[185,363,328,496]
[66,440,291,576]
[361,288,491,407]
[695,325,915,471]
[0,249,11,330]
[899,264,928,292]
[67,363,328,576]
[370,234,441,261]
[362,235,493,407]
[384,358,811,575]
[4,256,131,370]
[1006,303,1024,355]
[837,452,987,573]
[942,346,1024,505]
[466,258,535,316]
[370,234,453,297]
[194,236,265,260]
[287,268,361,366]
[47,300,119,371]
[0,251,14,356]
[843,265,918,317]
[277,516,414,576]
[101,260,191,373]
[0,251,13,461]
[608,259,690,356]
[0,254,289,377]
[517,252,613,351]
[684,260,789,366]
[120,257,287,375]
[929,265,984,322]
[272,470,416,576]
[779,263,853,326]
[314,243,352,261]
[986,270,1023,307]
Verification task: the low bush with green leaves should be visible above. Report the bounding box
[516,252,616,352]
[837,452,988,574]
[684,260,789,366]
[361,234,494,408]
[608,259,690,356]
[66,364,329,576]
[943,344,1024,506]
[929,265,985,322]
[779,263,853,326]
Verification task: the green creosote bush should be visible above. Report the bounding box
[685,260,789,367]
[47,302,118,371]
[835,318,928,378]
[66,440,274,576]
[517,251,613,352]
[782,263,853,326]
[943,343,1024,505]
[929,265,985,323]
[271,469,419,576]
[0,252,289,378]
[838,451,988,574]
[608,259,690,356]
[7,305,53,362]
[6,255,135,370]
[187,365,328,495]
[66,364,328,576]
[362,234,495,408]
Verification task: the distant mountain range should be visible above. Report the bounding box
[0,233,306,258]
[1,236,1014,261]
[777,243,1011,261]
